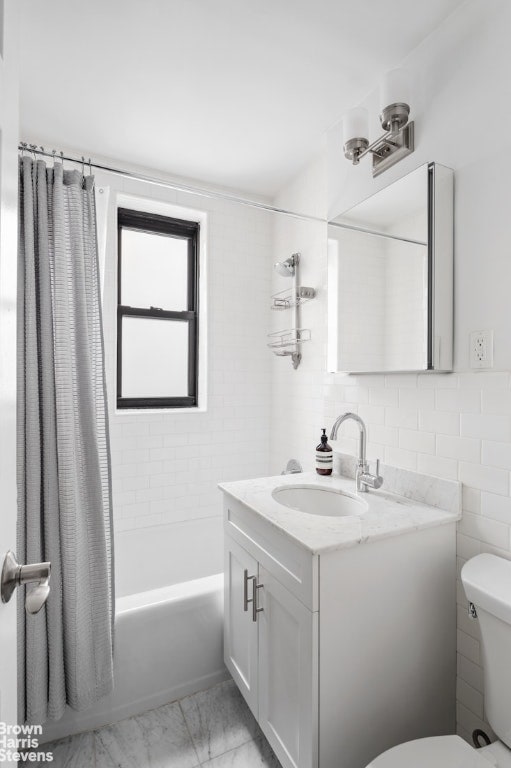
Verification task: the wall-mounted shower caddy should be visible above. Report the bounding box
[268,253,315,369]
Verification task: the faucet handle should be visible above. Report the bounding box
[359,458,383,491]
[372,458,383,489]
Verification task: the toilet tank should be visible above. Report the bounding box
[461,554,511,748]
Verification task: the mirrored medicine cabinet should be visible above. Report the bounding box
[327,162,453,374]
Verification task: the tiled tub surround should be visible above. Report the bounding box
[94,168,274,590]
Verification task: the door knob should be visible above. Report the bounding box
[1,551,51,615]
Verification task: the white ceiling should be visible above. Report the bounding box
[19,0,465,197]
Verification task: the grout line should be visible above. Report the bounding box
[178,680,261,766]
[177,699,203,767]
[198,737,258,767]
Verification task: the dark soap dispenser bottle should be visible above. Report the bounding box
[316,428,333,476]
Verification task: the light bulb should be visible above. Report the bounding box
[342,106,369,144]
[379,69,411,133]
[380,68,411,111]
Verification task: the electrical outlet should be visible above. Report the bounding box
[470,330,494,369]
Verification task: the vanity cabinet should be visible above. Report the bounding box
[223,491,457,768]
[257,565,317,768]
[224,536,259,713]
[224,531,317,768]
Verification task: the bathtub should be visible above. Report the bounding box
[41,572,227,743]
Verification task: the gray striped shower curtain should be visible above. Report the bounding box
[17,157,114,723]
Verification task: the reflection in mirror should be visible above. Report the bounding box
[328,163,453,374]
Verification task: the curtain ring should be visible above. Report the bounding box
[60,150,65,169]
[88,157,92,176]
[51,149,57,167]
[81,156,85,176]
[29,144,37,161]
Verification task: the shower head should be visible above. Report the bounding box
[274,253,299,277]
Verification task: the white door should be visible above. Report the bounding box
[224,535,259,715]
[0,1,20,729]
[257,566,318,768]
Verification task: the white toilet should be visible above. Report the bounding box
[367,553,511,767]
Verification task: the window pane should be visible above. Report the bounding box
[121,228,188,310]
[121,317,189,398]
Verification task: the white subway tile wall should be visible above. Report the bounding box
[98,172,273,584]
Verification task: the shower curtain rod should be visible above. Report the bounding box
[18,142,326,224]
[18,144,425,245]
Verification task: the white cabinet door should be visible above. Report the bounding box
[224,535,259,715]
[257,566,318,768]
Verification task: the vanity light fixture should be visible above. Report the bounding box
[342,68,414,177]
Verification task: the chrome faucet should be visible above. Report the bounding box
[329,412,383,493]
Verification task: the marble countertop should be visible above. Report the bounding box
[218,471,461,555]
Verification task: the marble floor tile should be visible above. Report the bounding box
[94,701,200,768]
[180,679,260,763]
[200,734,281,768]
[31,732,95,768]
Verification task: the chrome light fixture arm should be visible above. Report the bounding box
[342,70,415,176]
[353,123,414,178]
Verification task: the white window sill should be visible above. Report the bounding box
[114,406,207,416]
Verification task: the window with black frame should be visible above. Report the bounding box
[117,208,199,409]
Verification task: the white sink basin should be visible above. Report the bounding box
[272,484,368,517]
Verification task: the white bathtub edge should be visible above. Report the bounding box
[116,573,224,615]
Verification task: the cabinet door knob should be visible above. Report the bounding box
[243,569,255,612]
[252,579,264,622]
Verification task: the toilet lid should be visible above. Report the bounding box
[367,736,497,768]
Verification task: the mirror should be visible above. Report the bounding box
[327,162,453,373]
